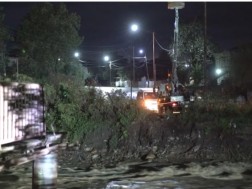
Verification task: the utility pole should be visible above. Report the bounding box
[168,2,185,93]
[133,46,135,85]
[152,32,156,89]
[109,61,112,86]
[145,56,150,87]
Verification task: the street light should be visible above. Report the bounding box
[104,55,112,86]
[74,51,86,63]
[131,23,139,32]
[130,23,156,89]
[137,49,150,87]
[74,52,79,58]
[130,23,140,85]
[216,68,222,75]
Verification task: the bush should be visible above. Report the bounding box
[180,97,252,135]
[44,79,142,144]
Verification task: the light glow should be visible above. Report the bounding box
[74,52,79,58]
[216,68,222,75]
[131,24,139,32]
[104,55,110,62]
[144,99,158,112]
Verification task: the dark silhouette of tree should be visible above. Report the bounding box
[16,3,86,81]
[230,44,252,92]
[0,7,11,78]
[176,21,216,86]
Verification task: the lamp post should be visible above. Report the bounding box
[130,24,139,86]
[152,32,156,89]
[130,23,139,99]
[130,23,156,89]
[104,55,112,86]
[168,2,185,93]
[138,49,150,87]
[103,56,122,86]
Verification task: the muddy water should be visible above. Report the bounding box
[1,161,252,189]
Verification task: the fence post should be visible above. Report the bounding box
[32,152,58,189]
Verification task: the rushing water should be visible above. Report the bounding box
[1,161,252,189]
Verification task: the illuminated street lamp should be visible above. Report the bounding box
[135,49,150,87]
[130,23,140,85]
[139,49,144,54]
[74,51,86,63]
[130,23,156,89]
[216,68,222,75]
[131,23,139,32]
[104,55,110,62]
[74,52,79,58]
[129,23,140,99]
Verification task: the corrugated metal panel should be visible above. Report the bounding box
[0,82,46,147]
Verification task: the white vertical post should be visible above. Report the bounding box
[32,152,58,189]
[0,85,3,149]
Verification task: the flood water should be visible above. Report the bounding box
[1,160,252,189]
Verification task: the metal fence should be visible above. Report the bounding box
[0,82,45,148]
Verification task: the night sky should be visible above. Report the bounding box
[1,1,252,61]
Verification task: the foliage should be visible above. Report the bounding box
[0,7,11,47]
[17,3,84,80]
[180,98,252,135]
[44,76,141,143]
[175,21,217,86]
[0,7,12,78]
[229,44,252,89]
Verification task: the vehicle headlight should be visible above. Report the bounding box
[144,100,158,111]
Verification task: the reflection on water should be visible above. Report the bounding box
[1,161,252,189]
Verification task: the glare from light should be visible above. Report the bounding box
[216,68,222,75]
[58,58,61,61]
[185,64,189,68]
[131,24,139,32]
[74,52,79,58]
[104,55,110,62]
[144,99,158,112]
[139,49,144,54]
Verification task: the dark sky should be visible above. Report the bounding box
[1,2,252,60]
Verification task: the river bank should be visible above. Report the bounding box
[58,112,252,171]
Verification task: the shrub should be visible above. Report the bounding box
[44,80,142,144]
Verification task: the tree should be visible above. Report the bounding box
[0,7,11,78]
[230,44,252,90]
[176,21,216,86]
[17,3,85,80]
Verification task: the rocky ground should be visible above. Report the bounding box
[57,113,252,170]
[1,111,252,188]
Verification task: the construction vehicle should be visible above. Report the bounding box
[156,78,184,115]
